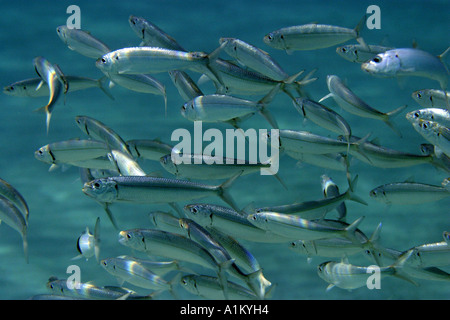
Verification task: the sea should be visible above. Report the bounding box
[0,0,448,301]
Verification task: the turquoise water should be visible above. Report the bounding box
[0,0,449,300]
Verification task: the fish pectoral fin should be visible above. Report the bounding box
[318,93,333,103]
[35,80,44,91]
[325,284,335,292]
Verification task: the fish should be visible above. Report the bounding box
[274,129,369,156]
[107,149,147,176]
[406,108,450,128]
[180,84,280,129]
[218,37,289,81]
[336,44,394,63]
[179,218,271,299]
[319,75,406,137]
[82,171,242,212]
[401,239,450,268]
[100,256,180,296]
[0,178,29,223]
[317,253,415,291]
[180,274,271,300]
[3,76,114,100]
[321,174,347,221]
[203,58,316,97]
[369,181,450,205]
[118,229,232,281]
[247,211,365,242]
[338,135,435,168]
[168,70,204,102]
[361,47,450,94]
[287,152,349,172]
[412,89,450,109]
[96,47,224,86]
[289,222,382,263]
[128,15,186,51]
[46,276,147,300]
[34,139,109,165]
[0,194,28,263]
[160,153,283,186]
[293,97,352,140]
[254,175,367,220]
[126,139,174,161]
[56,25,111,59]
[71,217,100,262]
[183,203,290,243]
[149,211,185,234]
[408,119,450,158]
[33,56,67,134]
[263,17,367,53]
[102,73,167,114]
[75,115,133,157]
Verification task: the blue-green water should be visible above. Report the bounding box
[0,0,449,300]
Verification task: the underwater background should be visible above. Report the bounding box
[0,0,449,300]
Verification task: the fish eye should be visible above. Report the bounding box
[341,48,347,52]
[181,279,187,285]
[414,112,419,118]
[354,49,358,55]
[101,58,106,63]
[181,105,186,111]
[416,93,422,98]
[191,207,198,214]
[8,86,14,91]
[266,35,272,41]
[115,56,119,60]
[93,182,101,189]
[372,56,382,63]
[126,233,132,239]
[102,261,107,266]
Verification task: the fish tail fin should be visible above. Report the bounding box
[33,104,52,135]
[351,132,373,164]
[344,216,365,242]
[390,250,420,286]
[97,76,115,100]
[168,272,183,300]
[345,175,368,206]
[293,68,318,87]
[245,269,272,300]
[355,15,369,51]
[206,43,226,88]
[218,170,243,211]
[218,259,233,300]
[384,104,408,137]
[257,83,281,129]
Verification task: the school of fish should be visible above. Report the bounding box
[2,12,450,300]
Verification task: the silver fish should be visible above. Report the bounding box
[180,274,269,300]
[100,257,179,295]
[33,56,67,134]
[56,25,111,59]
[254,176,367,220]
[34,139,109,165]
[247,211,364,242]
[181,84,280,129]
[72,217,100,262]
[294,97,352,140]
[82,172,241,211]
[183,203,290,243]
[46,277,145,300]
[320,75,406,137]
[361,47,450,93]
[169,70,204,102]
[107,150,146,176]
[0,194,28,263]
[336,44,393,63]
[406,108,450,128]
[369,181,450,205]
[263,17,367,53]
[401,240,450,268]
[0,178,29,223]
[75,115,133,157]
[128,15,185,51]
[218,37,289,81]
[412,89,450,109]
[126,139,174,161]
[3,76,113,100]
[317,254,413,291]
[103,73,167,114]
[321,174,346,221]
[408,119,450,158]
